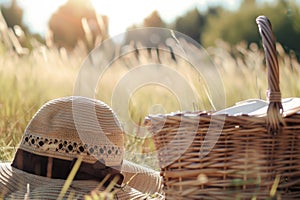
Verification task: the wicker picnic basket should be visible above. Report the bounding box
[145,16,300,199]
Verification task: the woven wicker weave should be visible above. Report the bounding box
[145,16,300,199]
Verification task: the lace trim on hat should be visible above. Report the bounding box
[21,134,122,158]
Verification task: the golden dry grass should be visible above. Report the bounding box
[1,37,300,162]
[1,17,299,200]
[1,8,300,167]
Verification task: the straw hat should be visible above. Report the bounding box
[0,96,163,199]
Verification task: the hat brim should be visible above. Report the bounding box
[121,160,163,195]
[0,161,162,199]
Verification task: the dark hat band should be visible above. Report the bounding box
[12,149,123,186]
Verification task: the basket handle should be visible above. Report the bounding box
[256,16,284,134]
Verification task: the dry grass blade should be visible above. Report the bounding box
[84,175,120,200]
[57,156,83,200]
[270,175,280,198]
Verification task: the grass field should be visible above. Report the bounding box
[1,17,300,200]
[1,32,300,164]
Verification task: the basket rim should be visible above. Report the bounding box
[145,97,300,121]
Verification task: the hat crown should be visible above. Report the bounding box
[19,96,124,166]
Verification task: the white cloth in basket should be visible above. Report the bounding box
[214,98,300,117]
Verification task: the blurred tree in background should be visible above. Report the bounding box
[48,0,108,51]
[1,0,24,29]
[173,8,204,42]
[201,0,300,55]
[0,0,300,56]
[125,11,168,46]
[124,0,300,58]
[144,11,165,28]
[0,0,36,50]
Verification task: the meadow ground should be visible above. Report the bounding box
[1,25,300,199]
[1,38,300,166]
